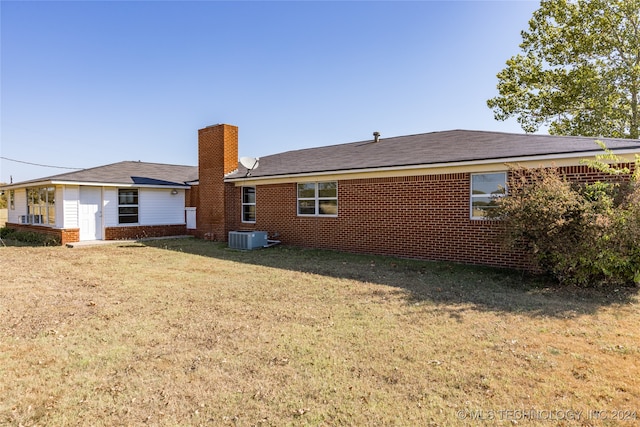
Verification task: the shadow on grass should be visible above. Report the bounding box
[141,238,638,318]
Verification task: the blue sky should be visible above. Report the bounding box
[1,0,540,183]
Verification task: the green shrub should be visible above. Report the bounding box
[0,227,61,246]
[491,162,639,288]
[0,226,15,239]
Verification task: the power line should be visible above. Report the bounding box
[0,156,84,170]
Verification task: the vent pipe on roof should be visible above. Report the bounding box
[373,131,380,143]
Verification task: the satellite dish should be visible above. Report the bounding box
[240,156,259,170]
[240,156,259,176]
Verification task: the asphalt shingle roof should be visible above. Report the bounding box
[226,130,640,179]
[15,161,198,187]
[7,130,640,187]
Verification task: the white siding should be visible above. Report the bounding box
[139,188,185,225]
[103,187,118,226]
[6,186,185,228]
[62,185,79,228]
[8,189,27,223]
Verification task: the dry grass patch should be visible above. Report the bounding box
[1,239,639,426]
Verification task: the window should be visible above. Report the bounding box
[118,189,139,224]
[9,190,15,210]
[26,186,55,225]
[297,181,338,216]
[470,172,506,219]
[242,186,256,222]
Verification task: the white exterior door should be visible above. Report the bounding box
[79,187,102,241]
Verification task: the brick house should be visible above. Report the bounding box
[196,124,639,270]
[2,122,638,270]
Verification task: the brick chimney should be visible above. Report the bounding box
[196,124,238,240]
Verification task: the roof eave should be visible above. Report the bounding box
[224,148,640,183]
[0,180,192,190]
[1,179,56,190]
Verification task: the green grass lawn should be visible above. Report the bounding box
[1,238,638,426]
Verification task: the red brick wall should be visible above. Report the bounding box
[225,174,531,269]
[516,163,635,187]
[104,224,187,240]
[224,164,635,270]
[185,186,198,208]
[61,228,80,244]
[6,223,186,244]
[196,124,238,240]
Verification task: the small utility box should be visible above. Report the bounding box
[228,231,268,250]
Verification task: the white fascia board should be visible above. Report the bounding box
[51,181,191,189]
[0,179,80,190]
[1,180,53,190]
[224,149,640,184]
[2,180,191,189]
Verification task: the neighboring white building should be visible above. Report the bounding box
[1,161,197,243]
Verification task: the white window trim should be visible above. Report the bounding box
[25,186,56,226]
[470,172,507,220]
[241,186,256,223]
[297,181,338,217]
[118,188,139,225]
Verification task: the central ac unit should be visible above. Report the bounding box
[228,231,268,250]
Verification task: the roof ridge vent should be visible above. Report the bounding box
[373,131,380,143]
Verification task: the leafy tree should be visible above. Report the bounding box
[487,0,640,139]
